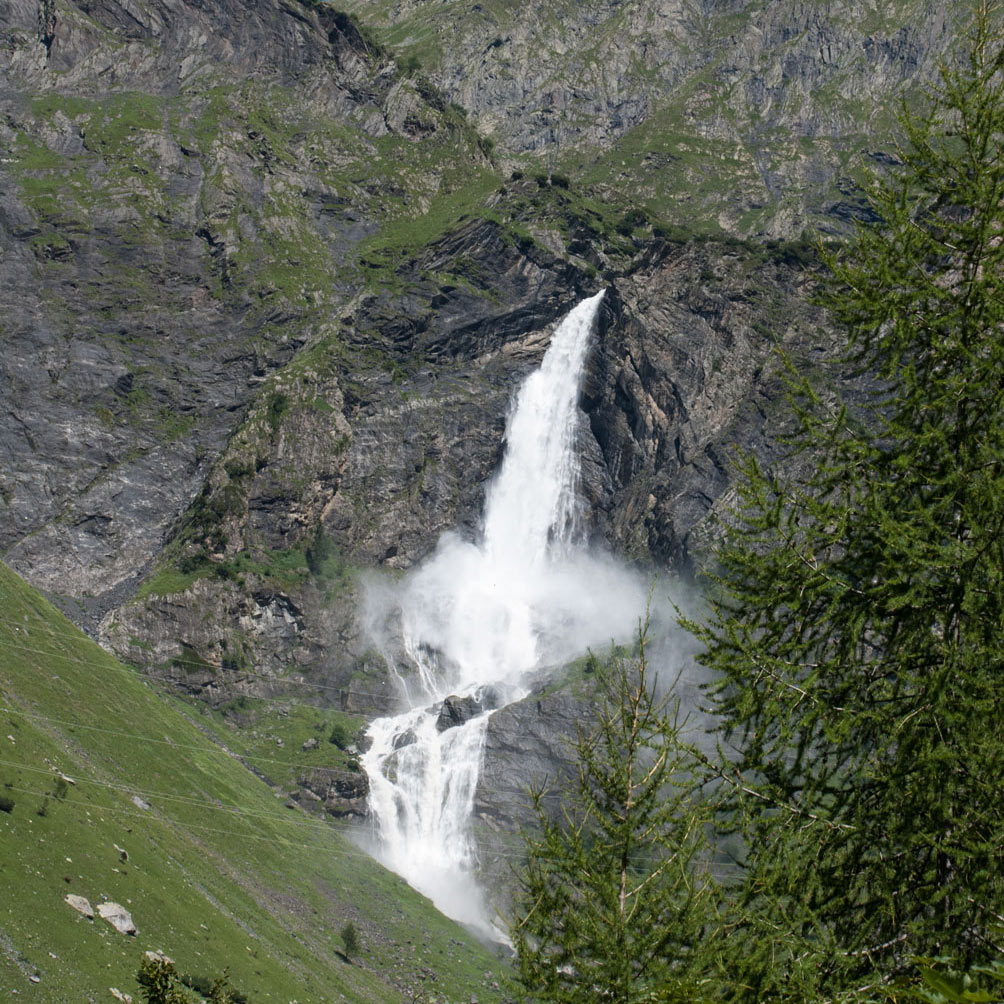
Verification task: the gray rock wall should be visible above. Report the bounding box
[0,0,490,621]
[343,0,958,235]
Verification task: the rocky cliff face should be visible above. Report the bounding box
[1,0,940,627]
[342,0,956,236]
[100,215,829,723]
[1,0,491,621]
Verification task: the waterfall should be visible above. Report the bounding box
[360,291,647,936]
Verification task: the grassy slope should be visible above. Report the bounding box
[0,562,506,1004]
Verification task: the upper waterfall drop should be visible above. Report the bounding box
[481,289,605,569]
[359,290,649,937]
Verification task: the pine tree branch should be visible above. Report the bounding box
[691,747,855,832]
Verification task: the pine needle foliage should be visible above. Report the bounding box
[686,5,1004,1000]
[510,625,716,1004]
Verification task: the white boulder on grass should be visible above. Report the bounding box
[96,902,137,935]
[64,894,93,919]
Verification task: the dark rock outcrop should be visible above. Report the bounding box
[583,241,832,569]
[436,696,481,732]
[298,765,369,819]
[435,687,500,732]
[474,689,591,905]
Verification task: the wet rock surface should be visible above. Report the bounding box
[475,689,591,909]
[435,688,501,732]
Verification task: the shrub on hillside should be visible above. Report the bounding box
[328,722,351,749]
[340,921,360,959]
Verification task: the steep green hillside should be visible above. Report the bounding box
[0,561,507,1003]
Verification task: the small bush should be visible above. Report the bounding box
[266,392,289,431]
[615,207,649,236]
[305,526,336,576]
[652,223,690,244]
[181,968,247,1004]
[0,795,14,814]
[223,458,255,480]
[329,722,351,750]
[306,527,350,590]
[141,956,245,1004]
[549,172,570,189]
[340,921,360,959]
[220,649,248,672]
[174,643,214,676]
[178,552,211,575]
[137,956,189,1004]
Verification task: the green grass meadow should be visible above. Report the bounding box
[0,562,506,1003]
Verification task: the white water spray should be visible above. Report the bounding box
[360,291,648,935]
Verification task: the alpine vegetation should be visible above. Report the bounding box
[683,6,1004,1000]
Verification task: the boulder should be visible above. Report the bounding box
[435,687,502,732]
[297,766,369,819]
[64,894,93,919]
[96,902,137,936]
[324,770,370,819]
[435,688,501,732]
[436,695,482,731]
[393,728,417,750]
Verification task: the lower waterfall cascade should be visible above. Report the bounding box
[360,290,649,937]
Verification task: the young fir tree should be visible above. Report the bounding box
[687,5,1004,999]
[136,955,193,1004]
[510,627,715,1004]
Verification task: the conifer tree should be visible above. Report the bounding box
[510,627,715,1004]
[687,5,1004,998]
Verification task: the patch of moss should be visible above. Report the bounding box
[30,93,96,121]
[174,642,215,675]
[155,408,196,443]
[353,168,504,284]
[134,562,214,600]
[80,92,165,159]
